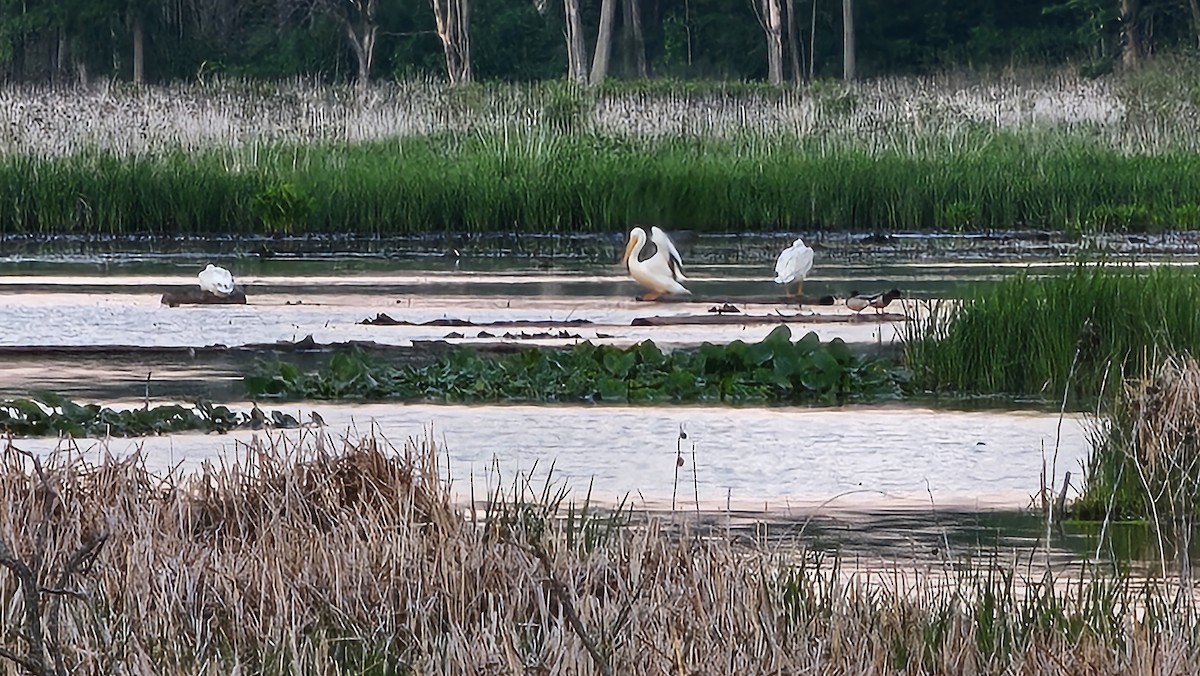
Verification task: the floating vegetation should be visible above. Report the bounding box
[903,263,1200,402]
[245,326,903,404]
[0,393,309,437]
[0,430,1196,672]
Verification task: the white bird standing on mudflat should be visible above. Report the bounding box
[774,237,815,297]
[197,264,236,297]
[620,226,691,300]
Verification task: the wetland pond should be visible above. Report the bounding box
[0,233,1188,568]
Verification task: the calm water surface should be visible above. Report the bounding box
[0,242,1132,565]
[12,402,1089,512]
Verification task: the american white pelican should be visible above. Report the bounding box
[198,264,236,297]
[774,237,814,296]
[847,289,901,314]
[650,226,688,280]
[620,226,691,300]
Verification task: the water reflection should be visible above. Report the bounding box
[12,403,1090,512]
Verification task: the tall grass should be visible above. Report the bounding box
[0,430,1197,673]
[4,132,1200,235]
[1078,356,1200,527]
[1,61,1199,235]
[904,263,1200,401]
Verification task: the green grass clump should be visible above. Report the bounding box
[904,263,1200,402]
[245,326,902,404]
[6,132,1200,235]
[0,393,305,437]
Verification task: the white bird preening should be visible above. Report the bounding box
[620,226,691,300]
[774,237,815,297]
[197,264,236,297]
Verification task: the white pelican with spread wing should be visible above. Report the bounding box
[198,264,236,297]
[620,226,691,299]
[774,237,815,297]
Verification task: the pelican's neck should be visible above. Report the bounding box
[628,233,647,269]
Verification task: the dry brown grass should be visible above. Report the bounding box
[0,430,1195,675]
[1130,356,1200,474]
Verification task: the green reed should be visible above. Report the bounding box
[4,131,1200,235]
[904,263,1200,402]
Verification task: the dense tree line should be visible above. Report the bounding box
[0,0,1196,85]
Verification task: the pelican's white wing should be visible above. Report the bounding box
[198,264,236,296]
[774,240,814,285]
[650,226,688,280]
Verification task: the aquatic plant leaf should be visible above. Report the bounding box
[826,338,853,364]
[636,340,665,366]
[602,350,636,378]
[762,324,793,346]
[596,378,628,401]
[794,331,821,355]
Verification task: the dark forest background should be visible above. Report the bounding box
[0,0,1193,85]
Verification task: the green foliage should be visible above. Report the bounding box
[252,182,314,234]
[7,131,1200,235]
[245,327,903,405]
[904,263,1200,401]
[0,394,306,437]
[539,81,593,133]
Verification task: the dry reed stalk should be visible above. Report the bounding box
[0,430,1192,673]
[1129,356,1200,474]
[0,66,1194,160]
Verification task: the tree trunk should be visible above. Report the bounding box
[432,0,472,84]
[589,0,617,85]
[762,0,784,85]
[564,0,587,83]
[809,0,818,81]
[132,12,145,83]
[784,0,804,84]
[342,0,379,86]
[1189,0,1200,49]
[1120,0,1142,67]
[55,29,67,83]
[842,0,855,80]
[622,0,648,78]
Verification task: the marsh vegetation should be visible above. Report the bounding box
[904,263,1200,402]
[246,327,901,405]
[0,431,1195,675]
[4,62,1200,236]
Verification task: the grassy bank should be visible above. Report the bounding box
[5,132,1200,236]
[1,430,1195,673]
[904,263,1200,402]
[2,61,1200,236]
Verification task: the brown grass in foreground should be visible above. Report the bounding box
[0,431,1196,675]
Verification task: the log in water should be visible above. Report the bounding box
[631,312,907,326]
[160,288,248,307]
[637,294,838,306]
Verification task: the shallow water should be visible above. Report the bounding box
[0,241,1135,566]
[12,402,1089,512]
[3,242,1198,350]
